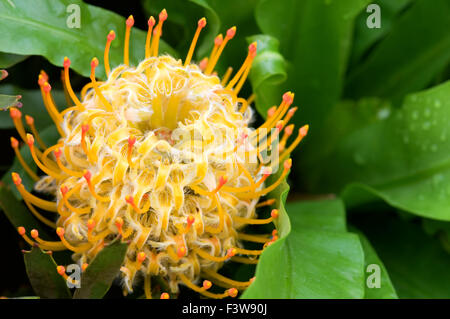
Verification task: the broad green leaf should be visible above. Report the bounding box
[0,85,64,130]
[246,35,287,117]
[242,197,365,299]
[255,0,370,135]
[352,212,450,298]
[0,53,28,68]
[23,246,71,299]
[73,239,128,299]
[0,0,177,79]
[308,81,450,220]
[142,0,220,60]
[350,0,411,66]
[350,228,398,299]
[346,0,450,101]
[0,185,51,239]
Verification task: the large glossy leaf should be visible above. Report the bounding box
[73,239,128,299]
[352,212,450,298]
[307,81,450,220]
[346,0,450,102]
[242,197,365,299]
[255,0,371,136]
[0,0,176,79]
[350,0,411,66]
[350,228,398,299]
[23,246,71,299]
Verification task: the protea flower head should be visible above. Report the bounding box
[10,10,308,298]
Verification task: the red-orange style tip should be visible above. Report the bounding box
[160,292,170,299]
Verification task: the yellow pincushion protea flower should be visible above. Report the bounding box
[9,10,308,298]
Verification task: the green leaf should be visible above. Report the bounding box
[350,0,411,66]
[0,85,65,130]
[255,0,370,133]
[246,35,287,117]
[242,196,365,298]
[0,185,51,239]
[353,212,450,298]
[350,228,398,299]
[0,53,28,68]
[24,246,71,299]
[308,81,450,220]
[73,239,128,299]
[0,0,177,79]
[346,0,450,101]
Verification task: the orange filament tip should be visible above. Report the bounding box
[198,17,207,28]
[227,288,238,298]
[30,229,39,239]
[137,252,147,262]
[282,91,293,104]
[226,26,237,39]
[214,34,223,46]
[43,82,51,93]
[288,107,298,116]
[26,133,34,146]
[300,124,309,137]
[87,219,96,229]
[285,124,294,136]
[276,121,284,132]
[284,159,292,170]
[91,58,99,68]
[57,266,66,276]
[60,185,69,196]
[160,292,170,299]
[271,209,279,219]
[54,148,62,158]
[126,15,134,27]
[248,42,257,57]
[115,217,124,227]
[25,115,34,125]
[250,277,256,283]
[267,106,276,118]
[107,30,116,41]
[81,124,90,134]
[177,246,187,258]
[219,175,228,186]
[199,58,208,70]
[128,136,136,146]
[81,263,89,271]
[1,69,8,80]
[203,280,212,290]
[148,16,156,27]
[17,226,26,236]
[272,229,278,236]
[227,248,237,257]
[159,9,168,21]
[187,215,195,225]
[10,137,18,148]
[11,172,22,185]
[272,235,279,241]
[63,57,70,68]
[83,171,92,182]
[9,107,21,119]
[125,195,135,205]
[56,227,65,237]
